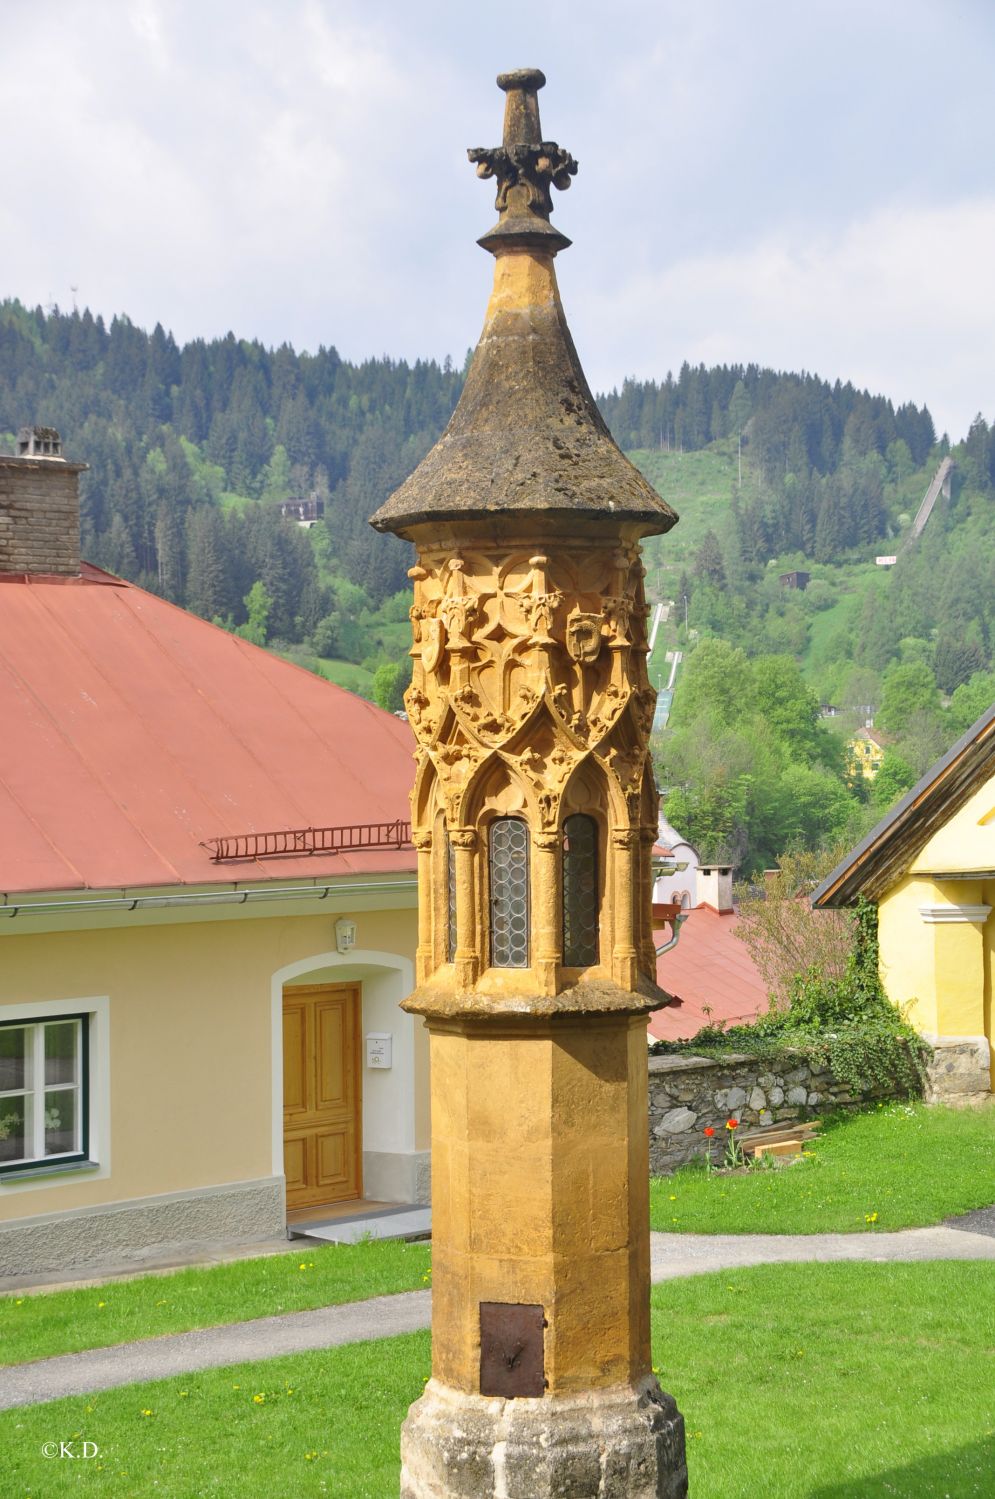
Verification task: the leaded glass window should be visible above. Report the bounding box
[446,831,457,962]
[489,817,530,968]
[562,814,599,966]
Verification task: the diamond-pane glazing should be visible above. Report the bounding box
[446,833,457,962]
[562,814,599,966]
[489,818,530,968]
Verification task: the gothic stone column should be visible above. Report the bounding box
[371,67,687,1499]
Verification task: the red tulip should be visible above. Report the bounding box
[703,1126,715,1137]
[726,1118,739,1130]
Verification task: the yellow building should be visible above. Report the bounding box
[848,724,887,779]
[0,431,428,1278]
[815,704,995,1101]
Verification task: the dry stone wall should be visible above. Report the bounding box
[648,1050,888,1174]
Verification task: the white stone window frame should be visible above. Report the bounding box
[0,996,109,1194]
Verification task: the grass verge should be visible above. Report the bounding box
[650,1101,995,1235]
[0,1239,430,1367]
[656,1260,995,1499]
[1,1262,991,1497]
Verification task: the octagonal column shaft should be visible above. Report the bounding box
[428,1014,651,1394]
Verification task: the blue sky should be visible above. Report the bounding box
[4,0,994,437]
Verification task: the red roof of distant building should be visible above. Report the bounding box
[650,906,769,1041]
[0,566,416,894]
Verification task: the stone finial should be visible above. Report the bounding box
[469,68,578,254]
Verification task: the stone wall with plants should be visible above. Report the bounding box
[648,1050,889,1175]
[646,896,932,1174]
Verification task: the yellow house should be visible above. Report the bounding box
[0,430,428,1278]
[814,703,995,1102]
[848,724,887,779]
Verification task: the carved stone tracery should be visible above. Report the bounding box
[406,529,659,990]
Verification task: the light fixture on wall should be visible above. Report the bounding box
[335,917,357,954]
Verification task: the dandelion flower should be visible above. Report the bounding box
[253,1393,266,1404]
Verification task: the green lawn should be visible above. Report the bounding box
[2,1262,991,1497]
[650,1102,995,1235]
[0,1240,430,1367]
[313,656,375,696]
[657,1261,995,1499]
[630,441,738,567]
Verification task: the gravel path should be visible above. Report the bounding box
[649,1223,995,1280]
[3,1224,994,1412]
[0,1290,431,1411]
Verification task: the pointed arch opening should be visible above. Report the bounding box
[446,826,458,962]
[562,813,599,967]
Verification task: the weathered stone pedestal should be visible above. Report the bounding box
[401,1377,687,1499]
[395,1002,687,1499]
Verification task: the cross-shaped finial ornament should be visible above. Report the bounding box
[469,69,578,254]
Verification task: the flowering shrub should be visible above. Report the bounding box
[651,898,930,1097]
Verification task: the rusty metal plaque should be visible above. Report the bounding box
[479,1302,546,1397]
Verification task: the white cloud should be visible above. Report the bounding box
[1,0,994,438]
[572,197,995,438]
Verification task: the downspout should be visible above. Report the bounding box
[655,905,689,956]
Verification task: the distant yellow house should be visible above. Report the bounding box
[815,705,995,1102]
[848,725,887,780]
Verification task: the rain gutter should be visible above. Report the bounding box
[0,877,417,920]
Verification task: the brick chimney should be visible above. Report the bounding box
[0,427,87,577]
[697,863,734,913]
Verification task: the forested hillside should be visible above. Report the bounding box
[638,403,995,871]
[0,298,463,624]
[4,296,995,872]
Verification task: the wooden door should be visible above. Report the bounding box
[282,984,361,1210]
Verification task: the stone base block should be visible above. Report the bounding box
[400,1376,688,1499]
[924,1035,992,1107]
[362,1148,431,1205]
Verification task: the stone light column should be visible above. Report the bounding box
[371,69,688,1499]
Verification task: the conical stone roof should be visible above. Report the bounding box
[370,70,678,539]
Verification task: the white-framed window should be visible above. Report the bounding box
[0,1016,88,1174]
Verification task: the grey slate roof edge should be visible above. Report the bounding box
[811,700,995,907]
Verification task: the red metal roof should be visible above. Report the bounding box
[0,567,416,894]
[650,906,770,1042]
